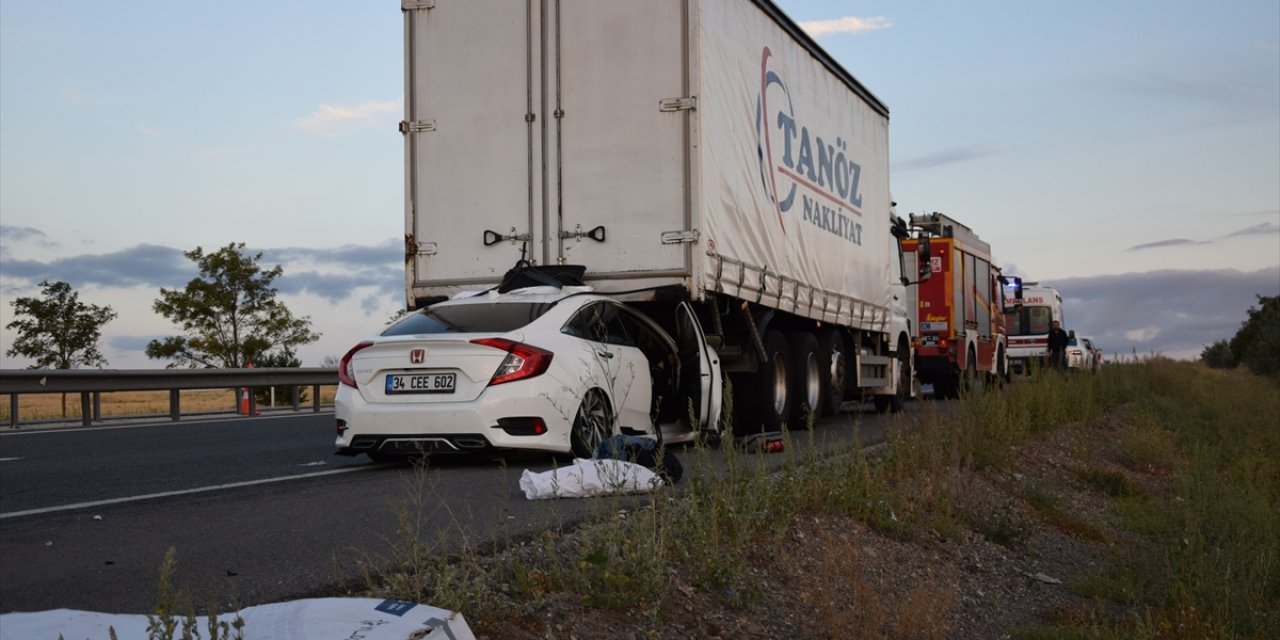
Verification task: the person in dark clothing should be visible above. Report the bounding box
[1047,320,1069,370]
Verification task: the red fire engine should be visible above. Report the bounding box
[903,213,1010,397]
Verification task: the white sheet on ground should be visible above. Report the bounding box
[0,597,475,640]
[520,458,662,500]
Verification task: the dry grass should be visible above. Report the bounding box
[1,387,338,423]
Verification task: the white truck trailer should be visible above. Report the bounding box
[400,0,920,432]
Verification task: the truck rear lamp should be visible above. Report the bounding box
[338,341,375,388]
[471,338,554,386]
[336,418,348,436]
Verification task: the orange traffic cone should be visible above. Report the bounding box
[239,361,260,416]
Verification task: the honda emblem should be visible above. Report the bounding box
[409,348,426,364]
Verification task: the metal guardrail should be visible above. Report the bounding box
[0,368,338,428]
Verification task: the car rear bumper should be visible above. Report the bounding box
[334,386,575,455]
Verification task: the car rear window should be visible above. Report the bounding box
[382,301,556,336]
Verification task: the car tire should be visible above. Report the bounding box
[570,388,613,458]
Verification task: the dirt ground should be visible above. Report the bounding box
[470,408,1144,639]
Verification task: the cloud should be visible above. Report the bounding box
[0,240,403,304]
[1125,238,1210,251]
[137,124,162,138]
[0,244,193,290]
[293,99,400,137]
[0,225,58,250]
[1227,222,1280,237]
[1050,267,1280,360]
[1125,221,1278,251]
[894,144,1004,172]
[798,16,892,37]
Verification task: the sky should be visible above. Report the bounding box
[1,0,1277,369]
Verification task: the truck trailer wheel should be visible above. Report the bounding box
[787,331,821,428]
[746,330,792,433]
[816,328,846,416]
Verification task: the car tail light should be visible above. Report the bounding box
[338,340,374,388]
[471,338,553,386]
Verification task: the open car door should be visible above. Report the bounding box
[675,302,723,436]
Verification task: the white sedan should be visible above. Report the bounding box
[1066,335,1098,373]
[334,286,721,461]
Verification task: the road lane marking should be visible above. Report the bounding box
[0,457,23,462]
[0,466,369,520]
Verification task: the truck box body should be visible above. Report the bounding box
[402,0,895,332]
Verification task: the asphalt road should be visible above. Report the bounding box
[0,407,894,614]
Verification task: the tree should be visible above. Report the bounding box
[1228,295,1280,377]
[1200,340,1235,369]
[146,243,320,368]
[6,280,117,369]
[253,348,309,406]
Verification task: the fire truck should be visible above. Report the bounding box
[1004,282,1064,374]
[903,213,1009,397]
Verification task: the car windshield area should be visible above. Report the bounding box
[382,301,557,336]
[1004,306,1053,336]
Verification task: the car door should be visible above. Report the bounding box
[567,302,650,433]
[674,302,722,435]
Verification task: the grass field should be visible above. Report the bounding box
[28,359,1280,638]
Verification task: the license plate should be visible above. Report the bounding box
[385,373,456,394]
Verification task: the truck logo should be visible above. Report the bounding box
[756,47,865,246]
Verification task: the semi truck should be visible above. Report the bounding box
[902,212,1009,397]
[399,0,922,434]
[1004,282,1063,374]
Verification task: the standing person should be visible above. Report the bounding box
[1047,320,1069,370]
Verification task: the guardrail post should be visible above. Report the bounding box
[312,384,321,413]
[291,386,301,411]
[93,392,102,422]
[169,389,180,421]
[8,394,17,428]
[80,392,92,427]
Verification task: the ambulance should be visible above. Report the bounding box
[1003,282,1064,374]
[902,213,1010,397]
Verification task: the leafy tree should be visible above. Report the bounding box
[1229,295,1280,377]
[6,280,118,418]
[146,243,320,368]
[5,280,117,369]
[1200,340,1236,369]
[252,348,309,406]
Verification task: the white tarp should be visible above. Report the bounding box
[520,458,663,500]
[0,597,475,640]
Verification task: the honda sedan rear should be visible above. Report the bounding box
[334,288,672,461]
